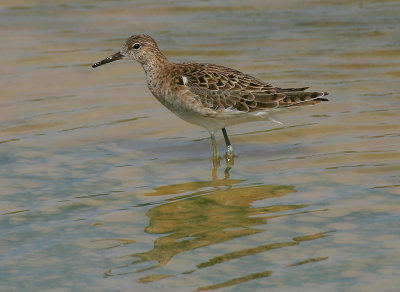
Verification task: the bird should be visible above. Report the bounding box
[92,34,328,164]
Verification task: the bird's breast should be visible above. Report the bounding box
[147,76,202,114]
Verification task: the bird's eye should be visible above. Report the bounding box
[133,43,141,49]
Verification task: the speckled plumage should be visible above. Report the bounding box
[92,34,329,161]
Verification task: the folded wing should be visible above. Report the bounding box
[178,63,328,112]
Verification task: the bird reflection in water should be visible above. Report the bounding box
[104,174,330,283]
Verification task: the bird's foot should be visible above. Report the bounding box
[225,145,234,168]
[211,153,221,167]
[211,154,221,180]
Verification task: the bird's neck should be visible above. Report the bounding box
[141,50,169,77]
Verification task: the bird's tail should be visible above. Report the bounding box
[278,87,329,107]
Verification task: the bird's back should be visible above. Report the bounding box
[169,62,328,114]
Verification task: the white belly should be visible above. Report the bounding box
[149,86,279,132]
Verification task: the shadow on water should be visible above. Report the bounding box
[105,174,331,289]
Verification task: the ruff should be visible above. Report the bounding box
[92,34,329,163]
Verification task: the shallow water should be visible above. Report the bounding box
[1,0,400,291]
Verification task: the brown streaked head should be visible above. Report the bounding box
[92,34,166,68]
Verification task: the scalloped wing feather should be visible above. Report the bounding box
[176,63,328,112]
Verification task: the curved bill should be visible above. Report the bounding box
[92,51,123,68]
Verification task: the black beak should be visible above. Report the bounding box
[92,51,123,68]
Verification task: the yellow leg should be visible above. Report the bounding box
[209,131,220,158]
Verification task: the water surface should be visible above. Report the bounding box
[1,0,400,291]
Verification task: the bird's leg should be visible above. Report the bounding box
[222,128,234,156]
[222,128,234,167]
[209,130,221,163]
[206,130,221,178]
